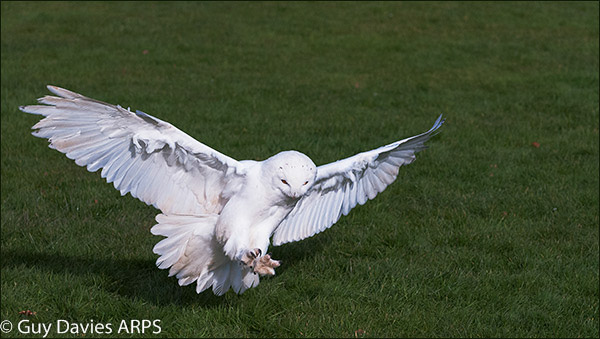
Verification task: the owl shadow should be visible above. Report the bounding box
[1,249,228,308]
[2,234,327,307]
[269,233,327,275]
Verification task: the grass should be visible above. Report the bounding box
[1,1,598,337]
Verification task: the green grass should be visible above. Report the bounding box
[1,1,598,337]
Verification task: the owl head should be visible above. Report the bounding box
[265,150,317,199]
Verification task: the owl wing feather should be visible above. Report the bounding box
[20,85,244,215]
[272,115,444,246]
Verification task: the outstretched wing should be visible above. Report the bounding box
[272,115,445,246]
[21,85,245,215]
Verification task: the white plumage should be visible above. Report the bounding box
[21,86,445,296]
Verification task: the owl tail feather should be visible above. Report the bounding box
[151,213,259,296]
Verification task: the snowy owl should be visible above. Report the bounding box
[21,86,445,296]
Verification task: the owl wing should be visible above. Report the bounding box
[21,85,245,215]
[272,115,444,246]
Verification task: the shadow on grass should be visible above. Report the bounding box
[1,238,326,308]
[0,249,230,308]
[270,233,327,275]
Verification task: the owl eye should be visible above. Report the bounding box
[281,179,288,185]
[303,181,308,186]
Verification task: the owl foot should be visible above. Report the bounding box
[240,249,280,276]
[241,248,262,267]
[253,254,280,276]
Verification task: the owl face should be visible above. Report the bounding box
[268,151,317,199]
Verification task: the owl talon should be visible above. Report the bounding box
[253,254,281,276]
[240,249,281,275]
[241,248,262,267]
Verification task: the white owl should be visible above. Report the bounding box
[21,86,445,295]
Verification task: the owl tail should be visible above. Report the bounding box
[151,213,259,296]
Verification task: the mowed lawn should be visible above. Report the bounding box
[1,1,598,337]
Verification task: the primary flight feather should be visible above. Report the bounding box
[21,86,445,296]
